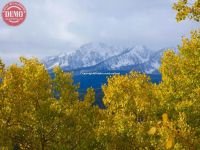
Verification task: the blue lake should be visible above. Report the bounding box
[74,73,161,90]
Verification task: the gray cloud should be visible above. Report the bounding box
[0,0,199,65]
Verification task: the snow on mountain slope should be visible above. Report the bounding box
[109,45,150,69]
[43,53,69,70]
[42,43,173,74]
[43,43,127,70]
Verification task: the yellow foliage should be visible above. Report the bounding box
[173,0,200,22]
[162,113,169,123]
[148,127,157,135]
[0,4,199,149]
[165,136,174,149]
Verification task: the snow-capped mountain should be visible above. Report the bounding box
[42,43,172,74]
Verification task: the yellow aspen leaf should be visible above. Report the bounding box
[166,136,174,149]
[148,127,157,135]
[162,113,169,123]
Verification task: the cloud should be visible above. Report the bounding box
[0,0,198,64]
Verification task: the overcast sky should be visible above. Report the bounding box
[0,0,199,65]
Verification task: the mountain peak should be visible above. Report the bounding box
[42,43,172,74]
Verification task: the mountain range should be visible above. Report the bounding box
[42,43,175,74]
